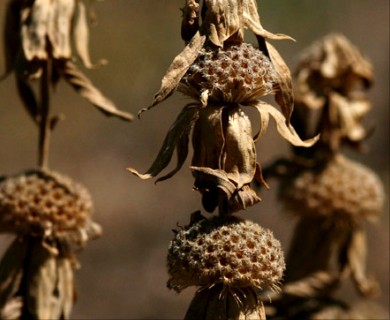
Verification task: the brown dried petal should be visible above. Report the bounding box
[59,60,133,121]
[181,0,201,42]
[128,104,199,181]
[253,101,319,147]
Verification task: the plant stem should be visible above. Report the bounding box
[38,58,51,169]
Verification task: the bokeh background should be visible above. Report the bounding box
[0,1,388,319]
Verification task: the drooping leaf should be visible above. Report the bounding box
[128,104,199,180]
[59,60,133,121]
[21,0,51,61]
[243,0,294,41]
[201,0,244,47]
[26,241,61,320]
[140,32,206,115]
[74,1,106,69]
[253,101,319,147]
[266,42,294,124]
[57,257,75,319]
[47,0,75,60]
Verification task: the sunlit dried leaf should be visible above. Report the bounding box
[1,297,23,320]
[26,242,61,320]
[60,60,133,121]
[0,238,28,309]
[128,104,199,180]
[47,0,75,60]
[141,32,206,114]
[57,258,75,319]
[266,42,294,124]
[253,101,319,147]
[21,0,50,61]
[243,0,294,41]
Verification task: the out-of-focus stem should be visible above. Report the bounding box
[38,58,51,169]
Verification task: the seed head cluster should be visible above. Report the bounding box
[179,43,278,104]
[167,216,285,292]
[279,156,384,220]
[0,169,93,237]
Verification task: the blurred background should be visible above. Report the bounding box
[0,1,388,319]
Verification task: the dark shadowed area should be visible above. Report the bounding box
[0,1,388,319]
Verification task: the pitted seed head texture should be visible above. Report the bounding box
[167,216,285,292]
[179,43,278,104]
[0,169,93,237]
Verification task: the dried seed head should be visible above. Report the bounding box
[179,43,278,104]
[278,155,384,220]
[167,215,285,292]
[0,169,100,244]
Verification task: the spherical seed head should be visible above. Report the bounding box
[179,43,278,104]
[279,155,384,220]
[0,169,99,243]
[167,215,285,292]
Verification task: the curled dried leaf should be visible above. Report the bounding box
[141,32,206,114]
[59,60,133,121]
[252,101,319,147]
[128,104,199,180]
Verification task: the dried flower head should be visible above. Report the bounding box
[0,169,101,245]
[292,33,374,154]
[129,1,318,214]
[167,214,285,292]
[278,155,384,221]
[2,0,133,122]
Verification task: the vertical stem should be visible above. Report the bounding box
[38,58,51,169]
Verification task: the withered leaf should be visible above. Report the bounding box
[243,0,294,41]
[26,242,62,320]
[253,101,319,147]
[57,258,74,319]
[21,0,51,61]
[74,1,106,69]
[47,0,75,60]
[142,32,206,114]
[201,0,244,47]
[0,238,29,308]
[60,60,133,121]
[128,104,199,180]
[266,42,294,124]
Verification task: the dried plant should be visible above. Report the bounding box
[0,1,131,318]
[262,33,385,319]
[128,0,318,215]
[128,1,318,319]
